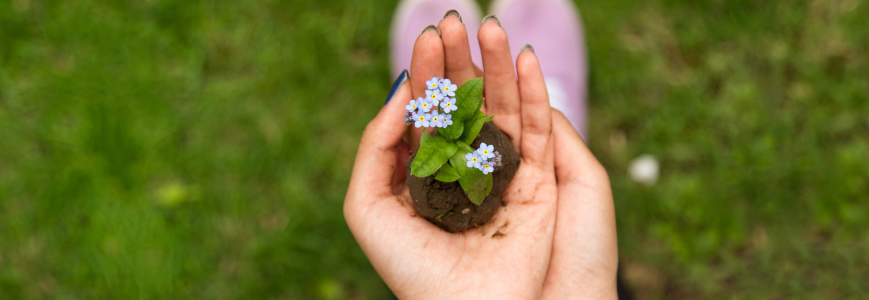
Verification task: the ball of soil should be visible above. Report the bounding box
[406,122,520,232]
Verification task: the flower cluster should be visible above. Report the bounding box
[403,77,458,128]
[464,143,501,174]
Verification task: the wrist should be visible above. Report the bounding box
[541,273,618,300]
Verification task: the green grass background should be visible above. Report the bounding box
[1,0,867,298]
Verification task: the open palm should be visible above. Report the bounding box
[345,17,558,298]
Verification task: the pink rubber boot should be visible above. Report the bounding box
[490,0,589,136]
[390,0,484,79]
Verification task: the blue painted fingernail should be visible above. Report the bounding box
[385,69,408,105]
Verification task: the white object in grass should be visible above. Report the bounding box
[629,154,659,186]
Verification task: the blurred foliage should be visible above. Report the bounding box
[0,0,867,298]
[586,0,869,297]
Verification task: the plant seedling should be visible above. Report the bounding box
[402,77,502,205]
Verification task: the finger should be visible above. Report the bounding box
[552,109,603,175]
[347,79,413,201]
[516,46,552,170]
[478,16,522,151]
[391,141,411,195]
[438,10,478,85]
[473,63,485,113]
[543,109,618,298]
[407,26,445,149]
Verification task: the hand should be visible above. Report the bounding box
[344,16,558,298]
[541,110,619,299]
[430,13,619,298]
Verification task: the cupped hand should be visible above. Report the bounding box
[433,14,620,298]
[542,109,619,299]
[344,16,558,298]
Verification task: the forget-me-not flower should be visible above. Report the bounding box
[443,113,453,127]
[480,162,494,174]
[418,98,433,112]
[414,113,431,128]
[430,113,445,128]
[406,97,423,113]
[425,89,444,106]
[426,77,441,90]
[440,97,457,113]
[439,79,457,97]
[476,143,495,159]
[465,152,483,168]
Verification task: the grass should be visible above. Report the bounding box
[0,0,867,298]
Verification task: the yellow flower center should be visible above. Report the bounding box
[422,103,428,107]
[412,105,417,109]
[419,116,425,121]
[433,117,438,121]
[431,95,437,99]
[484,164,490,168]
[445,87,450,91]
[483,150,489,155]
[446,103,451,107]
[472,158,477,162]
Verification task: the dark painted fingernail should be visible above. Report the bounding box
[482,14,500,26]
[421,25,440,36]
[443,9,462,23]
[521,44,534,53]
[385,69,408,105]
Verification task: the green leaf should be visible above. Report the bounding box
[435,211,453,220]
[448,144,493,205]
[459,111,494,145]
[412,133,459,177]
[437,78,484,141]
[456,141,474,153]
[437,118,464,140]
[451,78,485,123]
[434,163,460,182]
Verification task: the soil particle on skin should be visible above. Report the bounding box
[491,221,509,239]
[406,122,520,233]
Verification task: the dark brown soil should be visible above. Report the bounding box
[406,122,520,232]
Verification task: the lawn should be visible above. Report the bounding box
[0,0,867,298]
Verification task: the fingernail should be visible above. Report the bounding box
[443,9,462,23]
[421,25,441,36]
[385,70,408,105]
[521,44,534,53]
[482,14,500,26]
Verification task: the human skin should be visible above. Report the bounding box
[345,14,617,299]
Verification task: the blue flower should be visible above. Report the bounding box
[443,113,453,127]
[440,97,457,113]
[425,89,444,106]
[476,143,495,159]
[480,162,494,174]
[406,97,423,112]
[439,78,457,96]
[430,113,445,128]
[465,152,483,168]
[418,98,433,112]
[426,77,441,90]
[413,113,430,128]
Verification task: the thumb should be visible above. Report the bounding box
[347,71,412,201]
